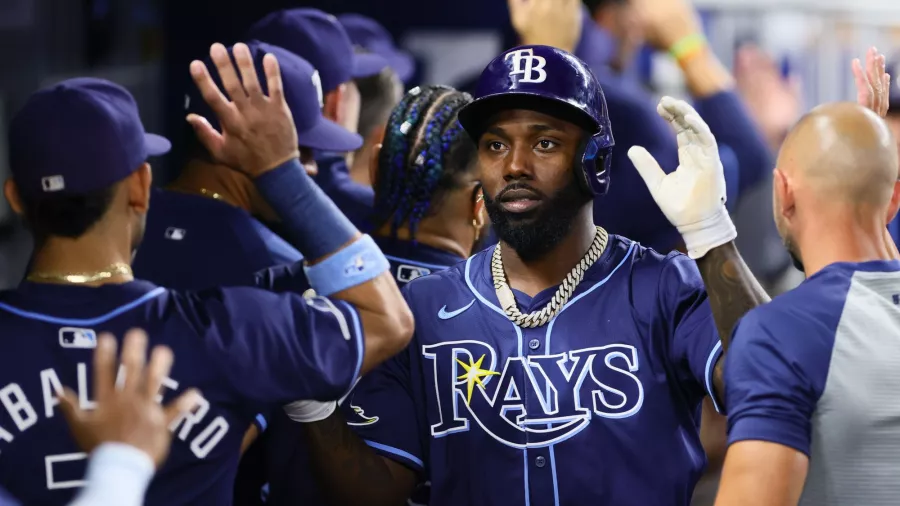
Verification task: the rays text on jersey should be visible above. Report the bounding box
[421,340,644,449]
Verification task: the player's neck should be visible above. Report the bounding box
[373,218,472,259]
[29,225,135,286]
[348,146,371,187]
[500,214,596,297]
[170,159,279,221]
[798,209,894,277]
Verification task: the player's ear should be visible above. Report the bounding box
[368,123,387,147]
[369,143,382,190]
[772,167,794,219]
[127,162,153,214]
[472,184,486,228]
[3,179,24,215]
[322,86,344,123]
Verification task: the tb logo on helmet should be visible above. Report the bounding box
[505,48,547,84]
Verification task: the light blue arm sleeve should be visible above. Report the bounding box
[67,444,155,506]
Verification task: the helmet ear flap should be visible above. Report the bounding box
[576,136,611,196]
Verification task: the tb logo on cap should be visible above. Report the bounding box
[506,48,547,84]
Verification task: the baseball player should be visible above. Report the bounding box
[714,63,900,506]
[716,103,900,506]
[291,46,768,506]
[0,43,411,505]
[343,57,404,187]
[338,14,417,85]
[133,41,360,290]
[263,85,484,506]
[247,8,388,231]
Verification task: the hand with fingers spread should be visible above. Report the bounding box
[58,329,200,468]
[508,0,582,53]
[853,46,891,118]
[187,42,300,178]
[627,96,736,259]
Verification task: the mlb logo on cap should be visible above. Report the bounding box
[59,327,97,349]
[41,175,65,192]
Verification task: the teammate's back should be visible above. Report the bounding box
[718,101,900,505]
[0,276,363,505]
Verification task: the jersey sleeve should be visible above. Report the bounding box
[658,253,723,410]
[341,284,424,475]
[724,308,828,456]
[250,261,312,295]
[175,286,364,404]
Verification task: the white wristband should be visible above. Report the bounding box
[679,206,737,259]
[68,443,155,506]
[283,400,337,423]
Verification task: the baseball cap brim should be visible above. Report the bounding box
[351,52,389,78]
[146,133,172,156]
[297,116,363,152]
[384,51,415,83]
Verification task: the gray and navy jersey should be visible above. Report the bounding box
[725,259,900,505]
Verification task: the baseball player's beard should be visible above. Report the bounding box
[483,172,592,263]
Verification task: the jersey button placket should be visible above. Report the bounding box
[534,456,546,468]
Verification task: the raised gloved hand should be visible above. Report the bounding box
[627,96,736,259]
[283,399,337,423]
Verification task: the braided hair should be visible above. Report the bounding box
[373,85,477,239]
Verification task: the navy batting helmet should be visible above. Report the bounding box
[457,45,614,196]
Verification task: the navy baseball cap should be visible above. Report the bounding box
[9,77,170,199]
[246,8,388,93]
[186,41,363,153]
[338,14,415,83]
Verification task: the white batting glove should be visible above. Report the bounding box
[627,96,736,259]
[283,400,336,423]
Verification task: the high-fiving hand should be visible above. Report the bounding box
[58,329,201,468]
[628,96,736,259]
[507,0,582,54]
[187,43,300,178]
[853,46,891,118]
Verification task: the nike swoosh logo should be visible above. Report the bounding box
[438,299,476,320]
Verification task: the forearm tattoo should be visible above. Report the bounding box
[696,242,771,394]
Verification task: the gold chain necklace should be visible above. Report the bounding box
[491,227,609,328]
[27,262,134,284]
[199,188,224,200]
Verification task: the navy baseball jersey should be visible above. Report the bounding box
[133,188,302,290]
[0,269,362,506]
[313,155,374,232]
[346,235,723,506]
[725,260,900,505]
[264,236,464,506]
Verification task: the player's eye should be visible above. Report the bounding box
[536,139,558,150]
[487,141,506,152]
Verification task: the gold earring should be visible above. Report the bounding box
[476,193,484,203]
